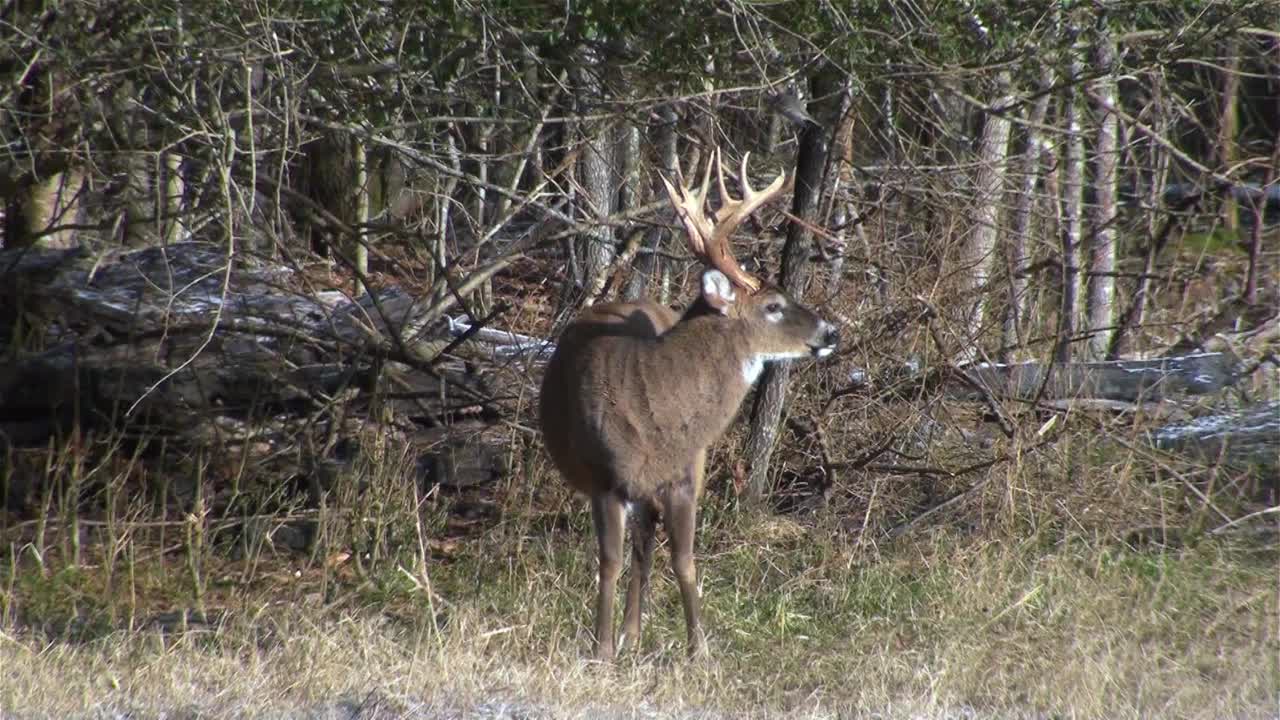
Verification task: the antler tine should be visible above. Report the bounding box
[704,151,788,294]
[660,153,715,257]
[711,151,788,228]
[662,149,786,294]
[714,147,731,216]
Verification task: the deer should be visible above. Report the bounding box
[538,149,839,660]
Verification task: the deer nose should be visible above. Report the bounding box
[822,323,839,348]
[811,321,838,357]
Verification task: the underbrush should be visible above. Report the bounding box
[1,422,1276,719]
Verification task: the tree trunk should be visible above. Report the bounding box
[578,126,616,300]
[473,119,493,315]
[95,75,158,249]
[301,132,357,259]
[1003,68,1053,359]
[824,101,858,301]
[159,8,189,247]
[1056,21,1086,363]
[1110,68,1170,358]
[626,105,677,302]
[160,150,186,245]
[435,122,461,288]
[353,138,370,296]
[741,68,839,503]
[1245,37,1279,304]
[3,55,84,250]
[4,170,84,250]
[1216,38,1241,233]
[1085,17,1118,360]
[574,49,616,303]
[963,71,1013,360]
[877,73,903,306]
[613,121,640,301]
[472,43,500,316]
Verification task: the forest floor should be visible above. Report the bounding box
[2,474,1276,720]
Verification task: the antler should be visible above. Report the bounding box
[661,148,787,294]
[660,151,715,261]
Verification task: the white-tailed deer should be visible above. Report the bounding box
[539,150,838,660]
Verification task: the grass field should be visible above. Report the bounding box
[1,406,1276,719]
[2,455,1275,719]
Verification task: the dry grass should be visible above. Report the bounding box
[2,510,1275,718]
[1,417,1276,719]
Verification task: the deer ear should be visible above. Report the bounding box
[700,269,737,314]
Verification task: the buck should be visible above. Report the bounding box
[539,150,838,660]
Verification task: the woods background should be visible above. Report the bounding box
[1,0,1278,661]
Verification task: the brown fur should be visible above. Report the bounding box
[539,271,836,659]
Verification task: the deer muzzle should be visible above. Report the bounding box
[809,321,839,358]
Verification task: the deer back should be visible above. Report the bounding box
[540,272,834,504]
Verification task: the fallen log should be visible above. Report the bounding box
[443,315,555,361]
[0,242,514,527]
[1151,400,1279,475]
[957,353,1241,404]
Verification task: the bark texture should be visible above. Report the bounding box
[741,69,841,503]
[1085,18,1118,360]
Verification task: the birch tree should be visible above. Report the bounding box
[1056,17,1087,362]
[1085,13,1119,360]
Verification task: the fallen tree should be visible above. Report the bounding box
[0,242,524,517]
[958,353,1242,404]
[1152,400,1280,476]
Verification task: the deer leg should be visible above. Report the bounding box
[590,491,626,661]
[665,478,708,658]
[619,502,657,653]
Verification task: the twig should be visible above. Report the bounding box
[584,227,647,307]
[127,155,237,416]
[826,433,898,471]
[431,301,511,362]
[883,439,1058,539]
[1211,505,1280,536]
[923,314,1015,439]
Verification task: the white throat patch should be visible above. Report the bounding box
[741,351,808,384]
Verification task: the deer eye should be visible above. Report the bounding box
[765,301,784,314]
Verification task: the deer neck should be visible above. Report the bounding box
[643,314,765,421]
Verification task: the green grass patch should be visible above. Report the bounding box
[1182,227,1247,255]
